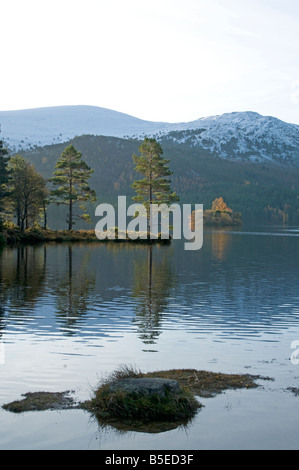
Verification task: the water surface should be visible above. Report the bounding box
[0,226,299,449]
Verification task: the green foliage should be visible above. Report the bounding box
[131,138,179,231]
[89,385,198,421]
[21,134,299,227]
[50,144,97,230]
[0,137,9,223]
[6,155,48,232]
[203,210,242,227]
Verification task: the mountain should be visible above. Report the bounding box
[0,105,186,151]
[158,112,299,165]
[1,105,299,227]
[21,133,299,227]
[1,105,299,166]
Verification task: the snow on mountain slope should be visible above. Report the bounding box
[156,112,299,164]
[1,106,299,165]
[0,105,178,151]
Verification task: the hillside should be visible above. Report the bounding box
[21,134,299,228]
[157,112,299,165]
[0,105,184,152]
[2,105,299,228]
[1,105,299,166]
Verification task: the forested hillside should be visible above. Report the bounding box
[20,134,299,227]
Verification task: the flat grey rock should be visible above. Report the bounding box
[109,378,181,397]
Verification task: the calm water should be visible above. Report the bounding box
[0,226,299,449]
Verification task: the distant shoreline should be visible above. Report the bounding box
[0,227,172,246]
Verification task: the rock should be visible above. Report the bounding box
[109,378,181,397]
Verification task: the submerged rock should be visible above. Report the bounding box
[109,378,181,397]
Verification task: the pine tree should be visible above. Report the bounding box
[131,138,179,231]
[50,145,96,230]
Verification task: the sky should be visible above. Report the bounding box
[1,0,299,124]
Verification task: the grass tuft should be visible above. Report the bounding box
[82,365,201,422]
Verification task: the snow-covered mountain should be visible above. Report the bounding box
[1,105,299,165]
[158,111,299,164]
[0,105,186,151]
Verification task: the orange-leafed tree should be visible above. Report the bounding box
[211,197,232,213]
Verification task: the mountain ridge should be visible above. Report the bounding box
[1,105,299,165]
[0,105,189,150]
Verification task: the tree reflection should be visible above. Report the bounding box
[54,245,95,333]
[0,245,47,313]
[132,245,176,348]
[0,246,5,340]
[210,228,232,261]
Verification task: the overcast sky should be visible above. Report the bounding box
[1,0,299,124]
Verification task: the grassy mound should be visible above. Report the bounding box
[2,391,77,413]
[83,365,201,422]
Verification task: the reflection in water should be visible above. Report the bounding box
[0,228,299,447]
[0,247,5,340]
[53,245,95,332]
[0,230,298,343]
[0,245,47,312]
[92,413,194,435]
[132,246,176,348]
[0,228,298,344]
[0,245,47,345]
[210,228,232,261]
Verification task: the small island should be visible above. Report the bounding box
[192,197,242,228]
[0,225,172,246]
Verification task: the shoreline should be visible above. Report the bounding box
[0,227,172,246]
[0,221,244,247]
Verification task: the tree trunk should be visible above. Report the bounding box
[148,170,152,235]
[68,174,73,230]
[68,198,73,231]
[24,199,29,230]
[17,203,21,228]
[43,201,47,230]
